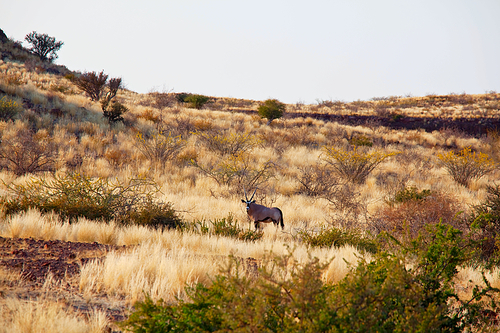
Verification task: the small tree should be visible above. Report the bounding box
[258,99,285,125]
[74,70,109,101]
[74,71,126,122]
[24,31,63,62]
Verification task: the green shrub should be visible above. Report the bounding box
[0,96,22,120]
[0,173,182,228]
[348,134,373,147]
[437,147,497,187]
[257,99,285,125]
[102,101,127,123]
[299,226,377,253]
[184,94,210,109]
[392,186,431,204]
[129,199,184,230]
[122,224,499,332]
[175,92,191,104]
[469,184,500,263]
[192,214,263,242]
[323,146,399,184]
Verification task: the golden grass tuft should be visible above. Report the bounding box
[0,297,109,333]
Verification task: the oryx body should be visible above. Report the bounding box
[242,189,284,230]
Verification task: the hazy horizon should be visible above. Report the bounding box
[4,0,500,104]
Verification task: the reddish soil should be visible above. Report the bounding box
[0,236,118,283]
[0,236,129,331]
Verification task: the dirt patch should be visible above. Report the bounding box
[0,236,129,330]
[0,237,120,283]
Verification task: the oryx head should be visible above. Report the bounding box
[241,187,256,210]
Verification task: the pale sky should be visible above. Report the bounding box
[3,0,500,104]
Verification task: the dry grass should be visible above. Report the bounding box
[1,56,500,330]
[0,296,108,333]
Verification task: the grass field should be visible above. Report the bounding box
[1,38,500,331]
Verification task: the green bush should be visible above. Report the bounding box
[299,227,377,253]
[175,92,191,104]
[258,99,285,125]
[392,186,431,204]
[0,173,183,228]
[348,134,373,147]
[102,101,127,123]
[184,94,210,109]
[122,224,499,332]
[469,184,500,263]
[192,214,263,242]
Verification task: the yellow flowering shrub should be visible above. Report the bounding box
[437,147,496,187]
[323,146,399,184]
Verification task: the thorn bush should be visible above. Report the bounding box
[323,146,399,184]
[437,147,497,187]
[0,173,182,229]
[0,126,56,175]
[135,130,185,167]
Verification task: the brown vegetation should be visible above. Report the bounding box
[0,37,500,331]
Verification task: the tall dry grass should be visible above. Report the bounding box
[1,58,500,327]
[0,296,108,333]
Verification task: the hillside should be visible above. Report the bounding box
[1,35,500,332]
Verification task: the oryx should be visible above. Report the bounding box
[242,188,284,230]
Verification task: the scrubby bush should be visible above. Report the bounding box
[122,224,499,332]
[102,101,128,123]
[370,189,464,240]
[469,184,500,262]
[0,96,22,120]
[24,31,63,62]
[294,164,339,197]
[437,147,497,187]
[348,134,373,147]
[192,214,263,242]
[74,71,123,105]
[299,226,377,253]
[323,146,399,184]
[0,173,182,228]
[258,99,285,125]
[190,153,275,189]
[195,130,258,157]
[184,94,210,109]
[175,92,191,104]
[74,70,108,101]
[135,131,185,167]
[0,126,56,175]
[390,185,431,204]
